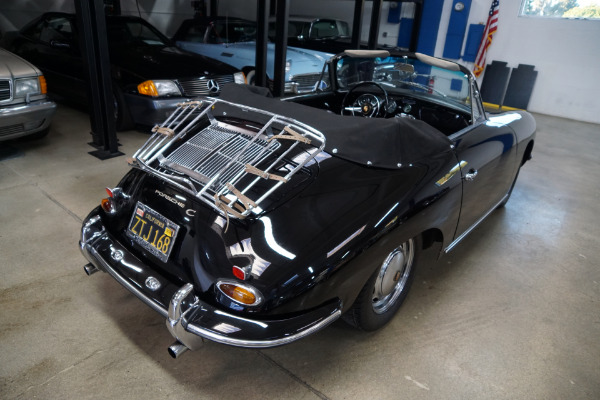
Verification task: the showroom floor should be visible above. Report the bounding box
[1,104,599,400]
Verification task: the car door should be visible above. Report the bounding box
[452,83,519,240]
[17,14,85,101]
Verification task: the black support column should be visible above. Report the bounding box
[272,0,289,97]
[409,0,423,52]
[351,0,365,49]
[255,0,269,87]
[367,0,383,50]
[210,0,218,17]
[74,0,123,159]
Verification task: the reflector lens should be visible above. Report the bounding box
[218,283,258,305]
[101,198,114,213]
[106,187,114,198]
[232,265,246,280]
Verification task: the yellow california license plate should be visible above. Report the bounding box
[127,202,180,262]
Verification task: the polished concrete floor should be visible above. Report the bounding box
[1,104,599,400]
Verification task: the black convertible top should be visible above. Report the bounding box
[218,84,453,169]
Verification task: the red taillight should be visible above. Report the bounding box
[233,266,245,280]
[106,187,114,198]
[232,265,251,280]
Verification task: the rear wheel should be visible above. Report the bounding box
[344,236,421,331]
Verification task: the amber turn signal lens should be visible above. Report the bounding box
[101,198,115,213]
[137,80,158,97]
[218,283,260,305]
[38,76,47,94]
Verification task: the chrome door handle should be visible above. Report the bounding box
[465,170,478,181]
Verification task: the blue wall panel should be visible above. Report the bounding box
[462,24,485,62]
[396,18,414,49]
[387,2,401,23]
[416,0,445,56]
[443,0,472,59]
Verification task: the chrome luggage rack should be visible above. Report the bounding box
[132,97,326,221]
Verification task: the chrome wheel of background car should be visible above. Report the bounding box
[341,81,389,118]
[343,236,421,331]
[372,239,414,314]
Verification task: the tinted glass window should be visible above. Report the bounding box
[207,21,257,43]
[26,16,73,44]
[310,20,346,39]
[106,20,168,46]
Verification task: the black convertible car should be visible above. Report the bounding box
[80,50,535,357]
[8,12,245,130]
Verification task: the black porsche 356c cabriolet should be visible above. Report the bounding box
[80,50,535,357]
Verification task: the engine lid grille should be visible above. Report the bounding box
[165,125,280,193]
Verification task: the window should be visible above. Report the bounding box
[520,0,600,19]
[25,16,74,44]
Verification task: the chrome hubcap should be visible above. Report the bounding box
[372,239,414,314]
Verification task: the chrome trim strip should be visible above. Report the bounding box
[185,309,342,349]
[444,194,508,253]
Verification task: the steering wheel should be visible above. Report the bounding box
[341,81,389,118]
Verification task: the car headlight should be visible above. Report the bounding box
[14,77,41,97]
[137,80,182,97]
[285,59,292,73]
[233,71,246,84]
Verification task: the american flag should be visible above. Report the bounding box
[473,0,499,78]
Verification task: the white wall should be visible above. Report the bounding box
[0,0,193,37]
[450,1,600,124]
[0,0,74,32]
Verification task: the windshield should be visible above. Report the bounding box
[207,21,258,43]
[336,55,471,111]
[107,20,169,46]
[310,19,350,39]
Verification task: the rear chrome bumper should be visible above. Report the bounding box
[79,209,342,351]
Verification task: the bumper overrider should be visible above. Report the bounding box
[79,209,342,357]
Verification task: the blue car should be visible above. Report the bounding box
[172,17,333,94]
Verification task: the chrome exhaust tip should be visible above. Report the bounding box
[168,341,189,359]
[83,263,100,276]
